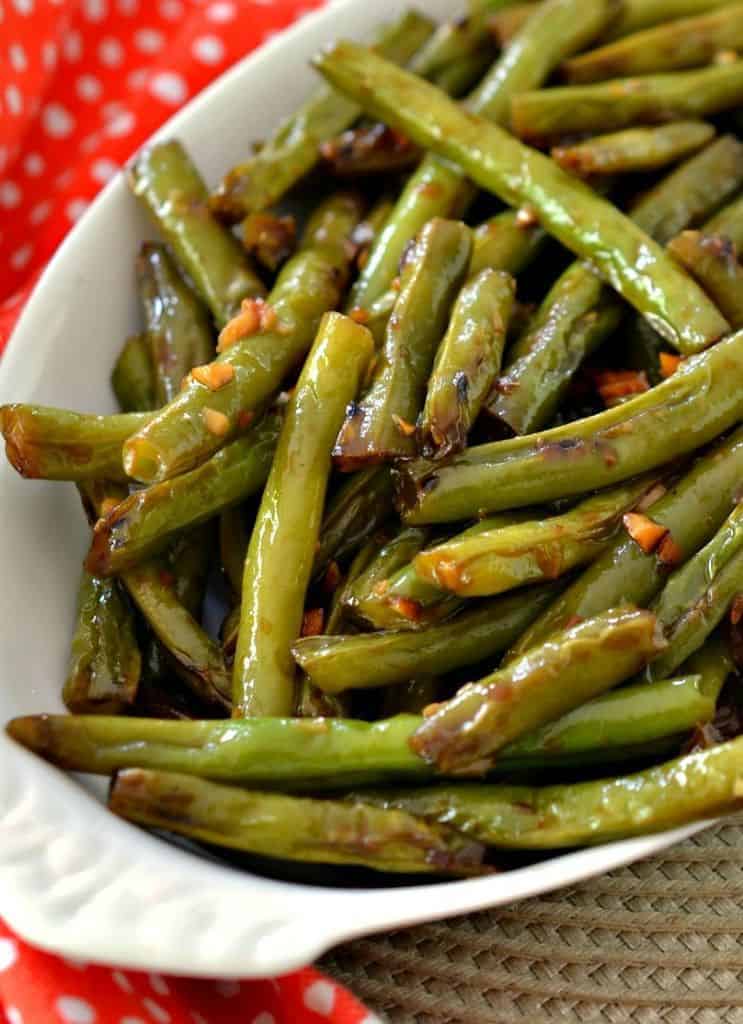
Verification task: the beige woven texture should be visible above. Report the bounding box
[322,816,743,1023]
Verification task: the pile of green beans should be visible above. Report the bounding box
[4,0,743,879]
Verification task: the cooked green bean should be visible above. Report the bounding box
[512,63,743,143]
[137,243,215,404]
[414,475,661,598]
[487,4,537,46]
[648,504,743,680]
[111,334,155,414]
[396,329,743,524]
[123,192,363,483]
[87,412,281,575]
[411,607,664,775]
[433,47,494,98]
[348,0,615,311]
[602,0,738,42]
[315,42,729,353]
[356,736,743,849]
[469,209,546,277]
[704,192,743,249]
[63,573,141,715]
[210,11,436,221]
[233,313,373,718]
[344,525,431,627]
[508,425,743,659]
[420,269,515,457]
[313,466,393,580]
[668,231,743,327]
[334,218,472,468]
[684,632,734,701]
[293,583,561,693]
[219,506,251,598]
[629,134,743,244]
[562,5,743,83]
[166,524,213,621]
[1,405,149,482]
[128,141,265,326]
[110,768,487,876]
[552,122,716,177]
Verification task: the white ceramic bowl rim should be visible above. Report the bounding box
[0,0,714,977]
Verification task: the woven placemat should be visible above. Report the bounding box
[322,815,743,1023]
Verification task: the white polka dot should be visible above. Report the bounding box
[102,100,125,121]
[11,244,33,271]
[0,182,21,209]
[23,152,44,176]
[149,71,187,105]
[148,974,170,996]
[66,198,88,222]
[303,979,336,1016]
[42,102,75,138]
[55,168,73,189]
[63,30,83,61]
[127,68,148,89]
[0,937,18,971]
[142,999,170,1023]
[112,970,133,993]
[192,35,224,65]
[91,157,118,184]
[9,43,27,71]
[206,1,235,22]
[56,996,96,1024]
[42,40,57,69]
[117,0,138,11]
[76,74,102,102]
[252,1015,275,1024]
[105,109,135,136]
[215,979,240,997]
[159,0,182,18]
[30,199,52,224]
[99,37,124,67]
[80,131,101,153]
[135,28,164,54]
[5,84,22,115]
[83,0,107,20]
[11,0,34,14]
[6,1008,23,1024]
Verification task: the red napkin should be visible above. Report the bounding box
[0,1,378,1020]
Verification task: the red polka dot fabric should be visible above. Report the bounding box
[0,919,379,1023]
[0,2,378,1019]
[0,0,328,349]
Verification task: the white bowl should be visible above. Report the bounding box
[0,0,714,978]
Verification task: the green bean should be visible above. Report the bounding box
[348,0,615,311]
[356,735,743,849]
[293,583,561,693]
[512,63,743,144]
[408,8,495,81]
[123,562,231,713]
[344,526,430,626]
[315,43,729,353]
[704,192,743,249]
[648,504,743,679]
[414,475,662,598]
[668,231,743,327]
[233,313,373,718]
[7,667,712,789]
[219,506,251,598]
[629,134,743,244]
[432,47,495,98]
[552,122,716,177]
[210,11,436,221]
[87,412,281,575]
[128,141,265,326]
[334,219,472,469]
[63,573,141,715]
[110,768,487,876]
[684,631,734,701]
[123,192,363,484]
[469,210,546,277]
[137,243,215,405]
[420,269,515,457]
[322,123,420,178]
[563,5,743,83]
[324,537,379,636]
[487,4,537,47]
[111,334,155,413]
[396,329,743,525]
[411,607,664,774]
[485,263,622,436]
[313,466,393,580]
[0,405,149,482]
[507,425,743,659]
[240,211,297,273]
[166,523,213,621]
[602,0,738,42]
